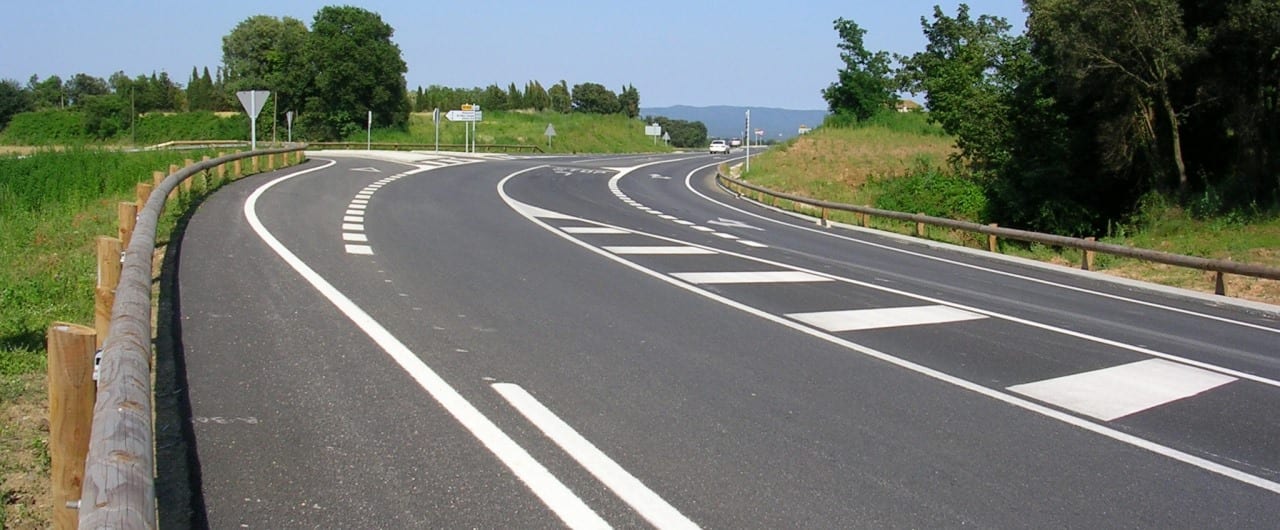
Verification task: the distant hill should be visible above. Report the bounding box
[640,105,828,142]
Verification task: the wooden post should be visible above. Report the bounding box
[233,158,242,178]
[202,155,214,187]
[821,207,829,228]
[860,212,869,228]
[987,223,999,252]
[252,155,259,174]
[95,237,122,349]
[1215,272,1226,296]
[117,202,137,246]
[152,170,163,190]
[916,213,926,237]
[217,152,227,181]
[1083,237,1096,271]
[267,152,276,171]
[135,182,152,212]
[47,322,97,530]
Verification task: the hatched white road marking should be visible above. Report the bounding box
[341,223,364,231]
[787,305,987,332]
[343,216,363,223]
[351,167,381,172]
[671,271,830,284]
[713,233,739,240]
[605,246,717,255]
[739,241,768,248]
[562,227,630,234]
[343,233,368,242]
[1008,359,1237,421]
[693,227,715,232]
[345,244,374,255]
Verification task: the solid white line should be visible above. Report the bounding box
[563,227,631,235]
[342,233,368,242]
[493,383,699,530]
[245,161,610,529]
[1008,359,1236,421]
[786,305,987,332]
[501,168,1280,495]
[604,246,717,255]
[341,223,364,231]
[345,244,374,255]
[672,271,832,284]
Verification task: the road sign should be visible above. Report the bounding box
[755,128,764,137]
[286,110,294,142]
[236,90,270,150]
[645,123,662,136]
[545,123,556,137]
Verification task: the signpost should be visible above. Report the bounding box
[433,108,441,152]
[236,90,270,150]
[745,109,751,172]
[645,123,662,145]
[446,104,482,152]
[545,123,556,149]
[286,111,294,142]
[367,111,372,150]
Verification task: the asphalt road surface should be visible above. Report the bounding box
[167,150,1280,528]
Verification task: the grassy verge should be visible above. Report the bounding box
[737,116,1280,305]
[355,110,673,154]
[0,148,279,528]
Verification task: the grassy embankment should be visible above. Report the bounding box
[0,147,252,529]
[740,112,1280,305]
[354,110,673,154]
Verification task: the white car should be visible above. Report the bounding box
[709,139,730,154]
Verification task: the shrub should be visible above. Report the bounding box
[870,159,987,222]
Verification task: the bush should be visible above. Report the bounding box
[133,112,249,144]
[0,110,87,144]
[870,160,987,222]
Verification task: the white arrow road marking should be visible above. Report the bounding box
[351,167,382,172]
[706,217,763,231]
[649,173,671,180]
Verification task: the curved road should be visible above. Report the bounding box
[168,151,1280,528]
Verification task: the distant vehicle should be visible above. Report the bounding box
[709,139,730,154]
[729,138,742,147]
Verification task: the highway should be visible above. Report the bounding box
[165,151,1280,528]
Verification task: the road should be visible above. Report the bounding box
[166,150,1280,528]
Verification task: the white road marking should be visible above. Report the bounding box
[345,209,363,216]
[351,166,381,172]
[247,161,611,529]
[342,233,368,242]
[693,227,715,232]
[351,199,369,205]
[502,168,1280,495]
[345,244,374,255]
[341,223,364,231]
[1008,359,1237,421]
[786,305,987,332]
[343,216,363,223]
[494,383,699,530]
[739,241,768,248]
[563,227,631,235]
[713,233,739,240]
[706,217,763,231]
[604,246,717,255]
[671,271,831,284]
[674,220,695,226]
[349,204,367,210]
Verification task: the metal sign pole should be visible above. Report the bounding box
[366,111,372,150]
[434,108,440,152]
[745,110,751,172]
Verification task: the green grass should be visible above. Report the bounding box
[350,110,673,154]
[0,147,283,528]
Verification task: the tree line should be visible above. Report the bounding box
[1,5,652,143]
[825,1,1280,236]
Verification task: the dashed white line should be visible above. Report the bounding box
[343,233,368,242]
[604,246,718,255]
[671,271,832,284]
[345,244,374,255]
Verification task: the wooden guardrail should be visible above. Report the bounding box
[716,170,1280,296]
[47,146,307,529]
[309,141,543,153]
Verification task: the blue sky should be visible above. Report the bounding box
[0,1,1026,110]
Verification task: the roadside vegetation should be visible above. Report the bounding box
[355,110,674,154]
[0,148,228,528]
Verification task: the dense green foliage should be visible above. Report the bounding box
[1,110,87,144]
[571,82,621,114]
[221,15,310,115]
[869,162,987,222]
[822,18,896,122]
[300,6,409,139]
[641,116,708,148]
[0,110,250,145]
[0,79,32,130]
[829,1,1280,236]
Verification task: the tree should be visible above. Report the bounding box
[64,73,109,106]
[571,82,619,114]
[618,84,640,118]
[898,5,1022,172]
[28,75,65,109]
[1030,0,1201,193]
[525,80,549,111]
[300,6,409,139]
[222,15,310,119]
[482,84,508,110]
[645,116,706,147]
[821,18,895,121]
[0,79,33,130]
[549,80,572,113]
[506,82,524,109]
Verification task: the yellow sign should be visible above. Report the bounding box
[461,104,474,111]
